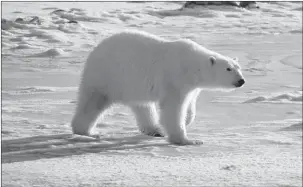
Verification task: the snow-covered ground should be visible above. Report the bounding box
[1,2,302,187]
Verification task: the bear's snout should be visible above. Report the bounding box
[234,79,245,87]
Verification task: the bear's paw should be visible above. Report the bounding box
[140,126,165,137]
[169,138,203,146]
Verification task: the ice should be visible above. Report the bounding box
[27,48,67,58]
[1,1,302,187]
[244,91,302,104]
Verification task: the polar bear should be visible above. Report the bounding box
[71,30,245,145]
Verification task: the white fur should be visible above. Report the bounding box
[71,30,245,145]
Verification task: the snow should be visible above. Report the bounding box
[1,1,302,187]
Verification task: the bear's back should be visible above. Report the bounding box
[96,30,168,53]
[82,31,174,102]
[86,30,170,67]
[108,30,168,44]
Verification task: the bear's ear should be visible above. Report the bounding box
[209,56,216,66]
[233,57,238,62]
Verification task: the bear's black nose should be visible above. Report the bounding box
[237,79,245,87]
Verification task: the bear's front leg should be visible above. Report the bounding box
[130,103,164,137]
[159,91,203,145]
[185,89,201,126]
[185,98,196,126]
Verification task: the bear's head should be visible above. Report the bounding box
[176,40,245,90]
[199,54,245,89]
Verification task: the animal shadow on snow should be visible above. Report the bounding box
[2,132,169,163]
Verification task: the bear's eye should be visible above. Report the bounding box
[226,68,232,71]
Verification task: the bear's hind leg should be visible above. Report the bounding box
[71,88,110,136]
[130,104,164,137]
